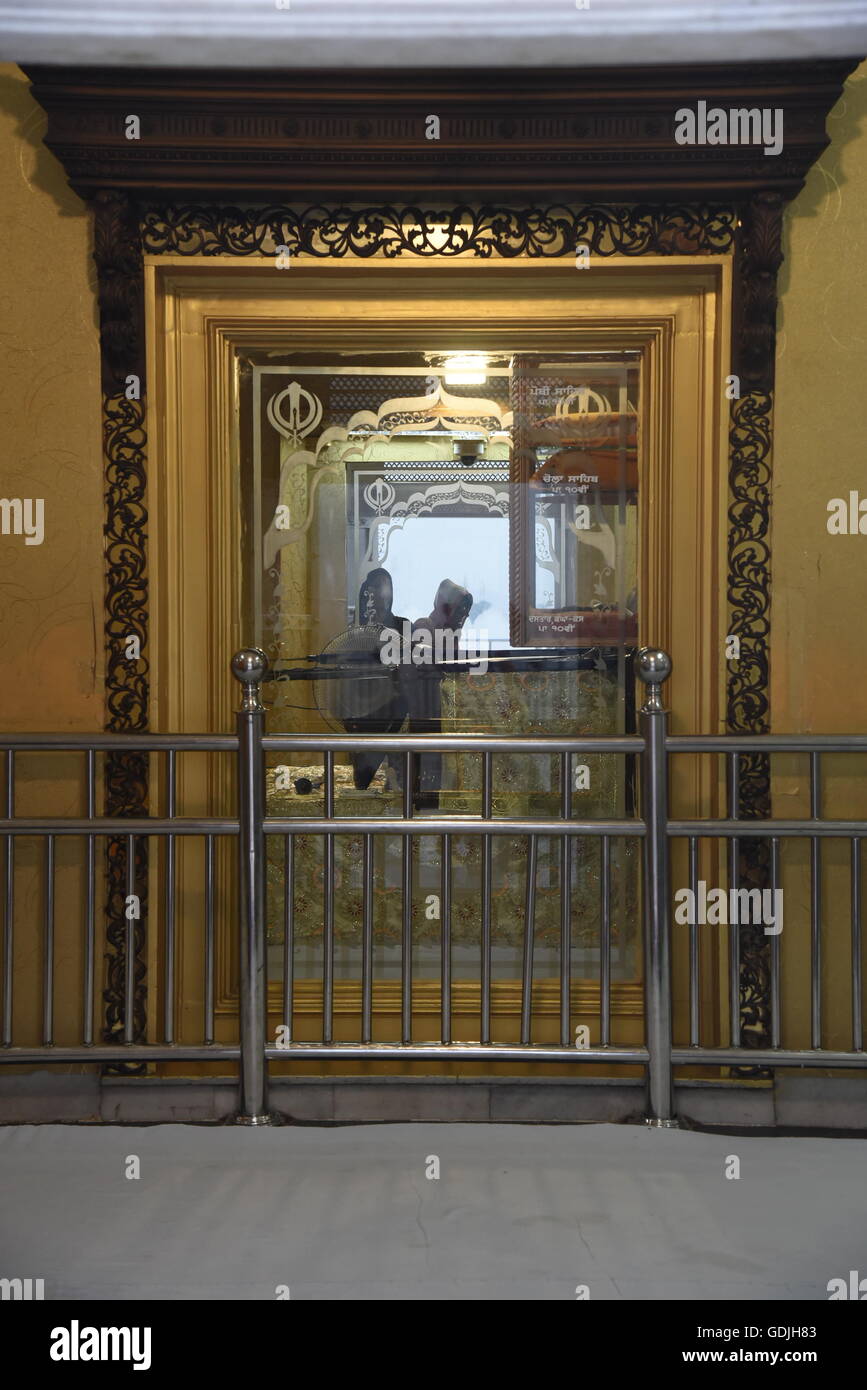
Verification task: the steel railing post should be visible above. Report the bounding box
[232,648,272,1125]
[638,648,676,1126]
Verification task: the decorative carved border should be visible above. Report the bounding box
[726,191,784,1052]
[139,201,736,260]
[92,192,150,1061]
[95,196,775,1049]
[727,390,773,1051]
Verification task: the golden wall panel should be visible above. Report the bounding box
[771,63,867,1052]
[0,65,103,1050]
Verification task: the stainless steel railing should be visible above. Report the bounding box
[667,729,867,1073]
[0,731,239,1065]
[236,648,650,1121]
[1,646,865,1126]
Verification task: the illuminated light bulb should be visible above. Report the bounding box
[443,353,488,385]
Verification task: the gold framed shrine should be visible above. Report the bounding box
[143,252,730,1071]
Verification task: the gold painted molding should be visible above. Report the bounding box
[214,979,645,1017]
[144,254,732,1044]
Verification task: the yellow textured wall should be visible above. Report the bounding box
[0,63,103,734]
[774,63,867,735]
[0,65,103,1049]
[767,64,867,1052]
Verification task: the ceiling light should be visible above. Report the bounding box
[443,353,488,385]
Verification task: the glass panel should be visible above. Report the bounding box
[239,349,641,995]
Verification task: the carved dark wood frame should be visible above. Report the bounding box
[24,61,859,1054]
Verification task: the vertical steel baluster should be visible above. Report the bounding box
[362,832,374,1044]
[638,650,675,1125]
[204,834,215,1045]
[164,748,176,1044]
[559,752,572,1048]
[124,831,135,1045]
[481,750,492,1044]
[2,750,13,1046]
[84,748,95,1046]
[323,749,334,1045]
[688,834,700,1047]
[43,835,55,1046]
[600,834,611,1047]
[520,835,538,1046]
[852,837,862,1053]
[441,833,452,1045]
[770,835,781,1049]
[282,834,294,1041]
[727,752,740,1047]
[810,751,822,1048]
[233,649,270,1124]
[402,750,413,1044]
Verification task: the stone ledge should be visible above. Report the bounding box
[3,1071,866,1128]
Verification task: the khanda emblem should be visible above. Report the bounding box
[555,386,608,415]
[363,478,396,515]
[266,381,324,445]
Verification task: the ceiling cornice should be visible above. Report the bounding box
[24,61,861,203]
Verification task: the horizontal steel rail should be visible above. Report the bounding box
[263,816,645,837]
[0,818,240,836]
[0,733,237,751]
[0,1046,240,1063]
[3,644,867,1127]
[671,1048,867,1067]
[670,818,867,838]
[263,733,643,753]
[668,734,867,753]
[265,1044,648,1062]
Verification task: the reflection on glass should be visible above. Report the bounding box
[239,350,641,994]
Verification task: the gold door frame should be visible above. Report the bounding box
[144,254,731,1068]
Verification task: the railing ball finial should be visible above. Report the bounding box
[636,647,671,712]
[231,648,268,713]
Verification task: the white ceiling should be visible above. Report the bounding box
[0,0,865,68]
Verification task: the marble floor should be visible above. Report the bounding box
[0,1121,864,1300]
